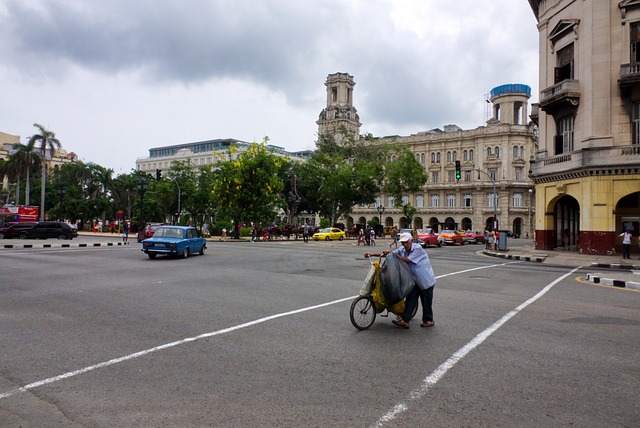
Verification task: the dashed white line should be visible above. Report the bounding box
[372,266,581,427]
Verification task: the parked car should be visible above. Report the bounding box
[464,231,485,244]
[0,222,36,239]
[312,227,346,241]
[439,229,463,245]
[141,226,206,259]
[16,221,78,240]
[137,223,164,242]
[416,229,442,248]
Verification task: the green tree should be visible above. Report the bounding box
[6,143,40,205]
[381,145,428,207]
[212,139,285,234]
[27,123,61,220]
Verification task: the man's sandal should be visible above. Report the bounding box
[392,319,410,329]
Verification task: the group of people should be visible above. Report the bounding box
[365,232,436,329]
[357,226,377,246]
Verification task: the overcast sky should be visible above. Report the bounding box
[0,0,539,175]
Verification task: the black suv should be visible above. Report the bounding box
[0,222,37,239]
[17,222,78,240]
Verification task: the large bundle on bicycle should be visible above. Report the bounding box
[350,253,416,330]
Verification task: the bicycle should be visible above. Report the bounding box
[349,255,417,330]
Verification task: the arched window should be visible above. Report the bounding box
[513,146,518,158]
[463,150,468,161]
[469,149,474,160]
[431,152,435,163]
[487,147,492,156]
[421,153,425,164]
[520,146,525,158]
[437,152,441,162]
[453,151,457,161]
[447,151,452,162]
[495,147,500,157]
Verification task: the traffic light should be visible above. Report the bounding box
[455,160,461,180]
[156,169,162,180]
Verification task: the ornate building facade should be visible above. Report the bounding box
[527,0,640,254]
[317,73,537,236]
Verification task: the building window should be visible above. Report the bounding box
[489,169,497,181]
[431,194,440,208]
[464,193,472,207]
[375,196,381,207]
[464,171,471,182]
[431,152,435,163]
[463,150,468,161]
[555,43,574,83]
[416,194,424,208]
[421,153,425,164]
[447,194,456,207]
[513,146,519,158]
[437,152,441,163]
[555,116,574,154]
[448,170,455,182]
[487,147,492,157]
[632,22,640,63]
[495,147,500,158]
[387,196,395,207]
[447,151,452,162]
[469,149,474,161]
[402,195,409,205]
[515,167,523,181]
[633,103,640,145]
[488,192,497,208]
[453,151,457,161]
[513,192,522,208]
[416,153,420,162]
[432,171,439,184]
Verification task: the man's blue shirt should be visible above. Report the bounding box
[393,243,436,290]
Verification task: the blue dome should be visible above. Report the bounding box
[490,84,531,97]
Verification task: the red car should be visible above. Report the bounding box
[416,229,442,248]
[463,231,486,244]
[137,223,164,242]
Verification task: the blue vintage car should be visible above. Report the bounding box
[141,225,206,259]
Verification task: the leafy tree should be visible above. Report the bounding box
[212,139,285,234]
[27,123,61,220]
[381,145,428,206]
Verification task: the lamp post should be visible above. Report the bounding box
[138,177,148,229]
[467,168,497,231]
[528,188,534,239]
[56,188,65,220]
[376,204,385,237]
[169,176,181,224]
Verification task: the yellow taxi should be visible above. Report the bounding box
[312,227,346,241]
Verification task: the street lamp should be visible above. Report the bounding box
[56,188,66,220]
[169,176,181,224]
[467,168,497,231]
[138,177,148,228]
[376,204,385,224]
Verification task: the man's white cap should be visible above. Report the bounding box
[399,232,412,243]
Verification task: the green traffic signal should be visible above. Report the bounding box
[455,160,461,180]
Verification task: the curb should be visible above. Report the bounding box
[585,273,640,290]
[482,249,546,263]
[1,241,131,249]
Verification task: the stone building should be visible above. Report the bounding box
[317,73,537,236]
[527,1,640,254]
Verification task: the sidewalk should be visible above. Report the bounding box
[482,241,640,290]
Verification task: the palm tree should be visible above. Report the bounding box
[27,123,61,220]
[9,143,40,205]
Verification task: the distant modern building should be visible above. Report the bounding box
[135,138,311,174]
[527,0,640,254]
[317,73,538,236]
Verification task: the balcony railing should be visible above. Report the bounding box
[620,63,640,79]
[539,80,580,107]
[531,146,640,176]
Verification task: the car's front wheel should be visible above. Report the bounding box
[148,253,157,259]
[199,245,206,255]
[19,233,28,240]
[325,236,330,241]
[182,248,189,258]
[339,236,344,241]
[57,234,67,240]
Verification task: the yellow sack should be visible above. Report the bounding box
[370,261,406,316]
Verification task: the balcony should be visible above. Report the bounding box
[619,63,640,97]
[530,145,640,177]
[539,80,580,114]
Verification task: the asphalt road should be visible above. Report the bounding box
[0,239,638,427]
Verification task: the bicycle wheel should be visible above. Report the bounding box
[350,296,376,330]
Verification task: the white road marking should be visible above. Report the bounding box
[0,260,522,401]
[372,266,581,427]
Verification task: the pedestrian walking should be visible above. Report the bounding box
[620,229,632,259]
